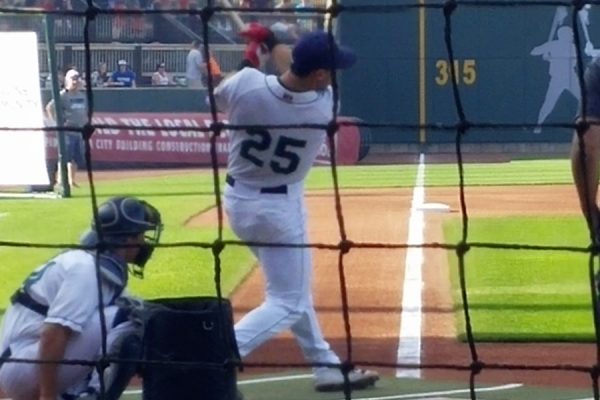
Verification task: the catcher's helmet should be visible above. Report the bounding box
[81,197,163,273]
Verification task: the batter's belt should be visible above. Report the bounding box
[226,174,287,194]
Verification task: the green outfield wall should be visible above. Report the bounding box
[42,0,599,149]
[339,1,596,145]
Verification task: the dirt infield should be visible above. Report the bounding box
[190,184,600,389]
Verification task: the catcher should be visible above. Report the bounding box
[0,197,162,400]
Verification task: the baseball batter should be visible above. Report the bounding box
[216,31,379,392]
[0,197,162,400]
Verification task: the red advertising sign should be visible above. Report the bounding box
[46,113,362,166]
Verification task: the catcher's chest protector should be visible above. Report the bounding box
[142,297,240,400]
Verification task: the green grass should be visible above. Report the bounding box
[306,159,573,188]
[305,159,573,188]
[426,159,573,186]
[306,164,418,189]
[0,159,580,340]
[0,164,421,311]
[0,172,251,311]
[444,215,596,342]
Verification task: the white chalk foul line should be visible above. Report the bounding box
[330,382,523,400]
[397,152,426,378]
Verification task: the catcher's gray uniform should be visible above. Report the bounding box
[0,251,138,399]
[0,196,163,400]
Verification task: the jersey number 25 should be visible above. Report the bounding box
[240,128,307,175]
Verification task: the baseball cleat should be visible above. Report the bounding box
[314,368,379,392]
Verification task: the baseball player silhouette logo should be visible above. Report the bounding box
[530,5,596,134]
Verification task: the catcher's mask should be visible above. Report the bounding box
[81,196,163,277]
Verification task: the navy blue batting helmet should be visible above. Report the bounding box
[81,197,163,272]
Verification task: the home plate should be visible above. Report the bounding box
[417,202,451,213]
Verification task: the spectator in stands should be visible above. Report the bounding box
[57,0,73,9]
[271,0,300,42]
[182,0,203,36]
[241,0,273,23]
[275,0,294,7]
[151,62,175,86]
[109,59,137,87]
[295,0,317,33]
[149,0,186,43]
[185,39,207,89]
[91,61,110,87]
[40,0,54,9]
[253,0,273,7]
[148,0,164,9]
[126,0,148,41]
[112,0,127,41]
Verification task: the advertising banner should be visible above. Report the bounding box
[46,112,362,166]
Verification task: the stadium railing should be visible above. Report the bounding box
[38,42,246,86]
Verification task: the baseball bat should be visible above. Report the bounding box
[548,6,568,42]
[219,0,292,75]
[579,7,592,45]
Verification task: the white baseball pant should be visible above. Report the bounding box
[224,180,341,368]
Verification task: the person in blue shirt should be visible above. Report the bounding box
[109,59,137,88]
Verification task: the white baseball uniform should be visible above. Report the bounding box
[0,250,137,399]
[216,67,342,369]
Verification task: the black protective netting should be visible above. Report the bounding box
[2,1,600,400]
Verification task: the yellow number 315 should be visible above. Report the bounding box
[435,59,476,86]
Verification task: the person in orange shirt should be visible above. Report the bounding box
[203,51,224,87]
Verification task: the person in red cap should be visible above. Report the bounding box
[237,22,292,75]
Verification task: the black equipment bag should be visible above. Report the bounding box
[141,296,240,400]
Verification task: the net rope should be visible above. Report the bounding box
[0,1,599,400]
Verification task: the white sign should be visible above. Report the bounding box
[0,32,49,185]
